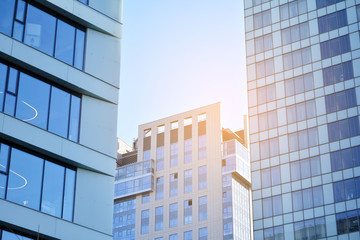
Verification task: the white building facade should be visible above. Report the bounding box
[0,0,121,239]
[113,103,252,240]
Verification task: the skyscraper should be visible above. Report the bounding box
[0,0,121,239]
[113,103,252,240]
[245,0,360,239]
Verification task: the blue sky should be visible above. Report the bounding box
[117,0,247,145]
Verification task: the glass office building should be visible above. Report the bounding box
[0,0,121,239]
[113,103,252,240]
[245,0,360,239]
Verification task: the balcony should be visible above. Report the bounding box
[114,160,154,199]
[222,139,251,185]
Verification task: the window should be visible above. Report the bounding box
[0,62,81,142]
[0,1,85,69]
[318,10,347,33]
[155,206,163,231]
[255,34,273,54]
[280,0,307,20]
[291,156,321,181]
[184,199,192,224]
[336,210,360,235]
[170,173,178,197]
[333,177,360,202]
[259,110,278,131]
[184,139,192,163]
[263,195,283,218]
[256,58,274,78]
[325,88,356,113]
[184,231,193,240]
[142,194,150,204]
[170,142,178,167]
[169,234,178,240]
[184,169,192,193]
[113,198,136,240]
[169,203,178,227]
[264,226,284,240]
[323,61,353,86]
[156,176,164,200]
[287,100,316,124]
[285,73,314,97]
[141,209,149,234]
[199,196,207,221]
[0,230,33,240]
[198,135,206,159]
[283,47,312,70]
[199,166,207,190]
[260,138,279,159]
[143,150,151,161]
[199,227,208,240]
[316,0,344,9]
[331,146,360,171]
[282,22,309,45]
[357,5,360,21]
[0,142,76,221]
[328,117,360,142]
[257,83,276,105]
[320,35,350,59]
[253,0,271,6]
[294,217,326,239]
[254,10,271,29]
[292,186,323,211]
[289,128,318,152]
[156,146,164,170]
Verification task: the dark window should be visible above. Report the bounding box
[318,10,347,33]
[323,61,354,86]
[320,35,351,59]
[316,0,344,9]
[336,210,360,235]
[0,1,86,70]
[328,117,360,142]
[0,61,81,142]
[333,177,360,203]
[325,88,357,113]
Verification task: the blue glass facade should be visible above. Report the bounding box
[246,0,360,238]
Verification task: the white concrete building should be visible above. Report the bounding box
[113,103,252,240]
[0,0,121,239]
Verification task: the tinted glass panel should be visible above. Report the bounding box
[55,20,75,65]
[6,148,43,210]
[62,168,75,221]
[41,161,65,217]
[0,63,7,111]
[48,87,70,138]
[24,5,56,55]
[0,144,10,173]
[1,230,32,240]
[0,173,7,198]
[74,29,85,70]
[4,94,16,116]
[16,73,50,129]
[0,0,15,36]
[68,95,81,142]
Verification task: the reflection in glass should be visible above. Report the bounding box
[0,0,15,36]
[74,29,86,69]
[55,20,75,65]
[0,173,7,198]
[6,148,44,210]
[24,5,56,55]
[41,161,65,218]
[1,230,33,240]
[4,94,16,116]
[0,143,10,174]
[69,95,81,141]
[63,168,76,221]
[48,87,70,138]
[16,73,50,129]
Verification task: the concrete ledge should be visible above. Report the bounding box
[0,199,113,240]
[0,34,118,105]
[0,113,115,176]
